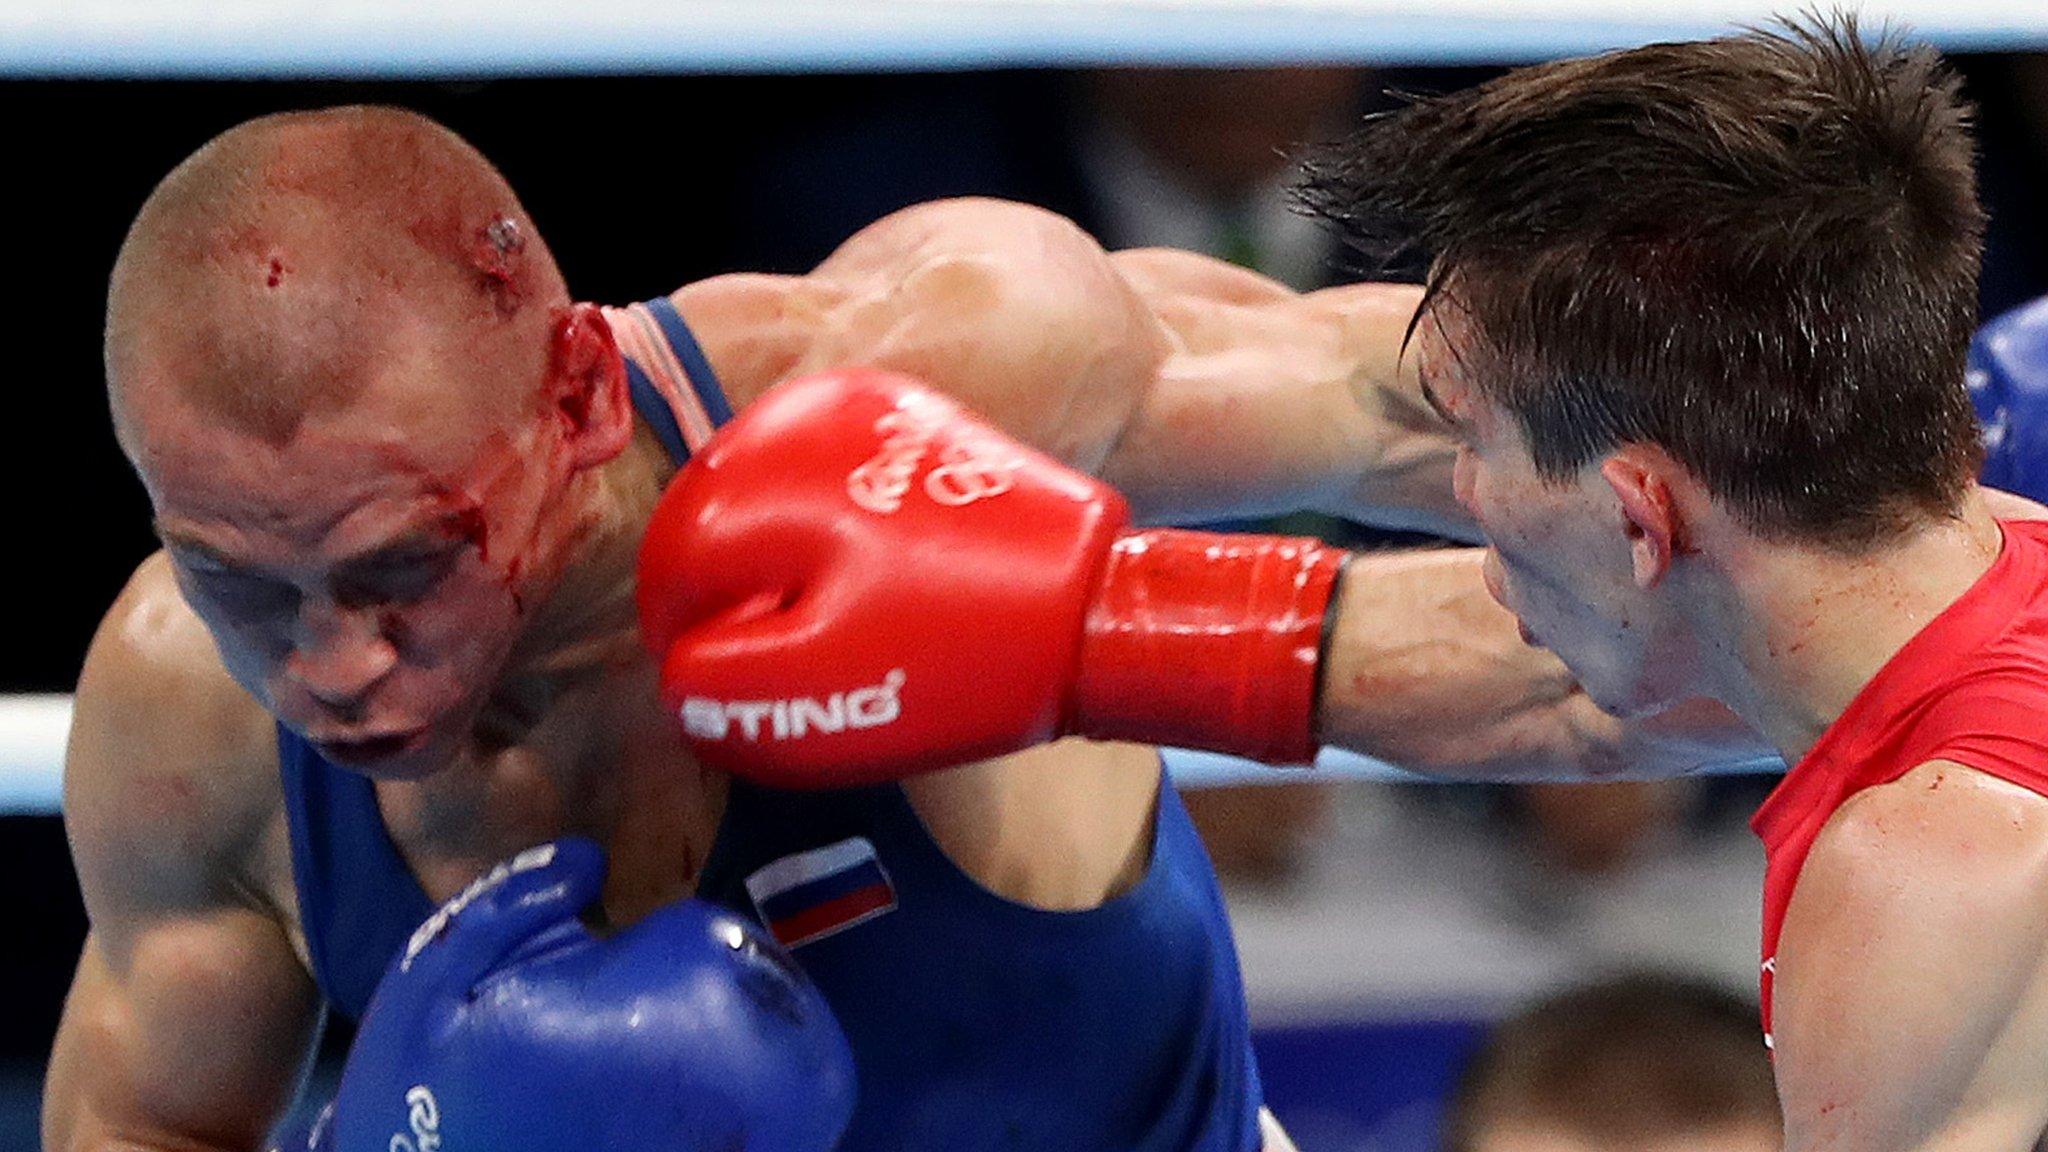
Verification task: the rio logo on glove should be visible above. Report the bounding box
[680,669,905,743]
[846,394,1021,514]
[386,1086,441,1152]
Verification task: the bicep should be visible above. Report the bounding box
[49,564,320,1150]
[901,741,1163,912]
[46,917,320,1151]
[1773,766,2048,1151]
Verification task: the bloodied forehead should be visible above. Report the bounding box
[106,106,566,456]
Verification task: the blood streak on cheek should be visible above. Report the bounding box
[368,442,502,576]
[443,503,492,563]
[505,555,527,618]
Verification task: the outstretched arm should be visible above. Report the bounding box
[1316,547,1770,780]
[678,198,1468,534]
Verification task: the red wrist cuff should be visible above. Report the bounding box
[1070,528,1345,764]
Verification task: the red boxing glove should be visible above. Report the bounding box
[637,368,1345,787]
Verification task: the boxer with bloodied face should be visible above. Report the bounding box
[48,106,1755,1152]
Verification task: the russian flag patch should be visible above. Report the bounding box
[744,837,898,949]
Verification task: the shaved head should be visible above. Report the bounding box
[106,105,570,453]
[104,107,640,780]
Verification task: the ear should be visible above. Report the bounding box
[545,303,634,471]
[1599,453,1688,590]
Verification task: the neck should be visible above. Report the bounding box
[1699,495,2004,764]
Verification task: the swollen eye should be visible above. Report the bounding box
[194,570,301,619]
[333,552,459,608]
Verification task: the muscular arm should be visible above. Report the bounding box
[676,198,1749,813]
[45,556,322,1152]
[1772,762,2048,1152]
[1317,548,1772,780]
[1101,248,1469,534]
[670,199,1469,908]
[679,198,1469,534]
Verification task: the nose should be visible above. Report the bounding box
[285,595,398,710]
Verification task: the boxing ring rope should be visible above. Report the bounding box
[0,693,1785,816]
[3,0,2046,77]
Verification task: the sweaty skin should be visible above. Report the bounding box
[53,145,1742,1152]
[1414,295,2048,1152]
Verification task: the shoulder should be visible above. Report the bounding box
[67,553,284,924]
[798,198,1166,470]
[1800,760,2048,929]
[1818,758,2039,873]
[1775,761,2048,1147]
[814,198,1149,331]
[1982,486,2048,521]
[821,197,1100,271]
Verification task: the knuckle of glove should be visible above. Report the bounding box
[330,894,853,1152]
[642,364,1135,782]
[392,838,604,990]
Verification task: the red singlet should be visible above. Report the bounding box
[1751,519,2048,1049]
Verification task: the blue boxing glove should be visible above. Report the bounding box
[325,838,854,1152]
[265,1103,333,1152]
[1969,294,2048,500]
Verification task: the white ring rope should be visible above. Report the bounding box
[0,1,2043,77]
[0,693,1782,816]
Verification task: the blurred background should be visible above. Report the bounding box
[6,2,2048,1148]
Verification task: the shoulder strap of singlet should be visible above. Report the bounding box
[622,358,690,464]
[644,296,734,427]
[612,296,734,466]
[277,725,437,1018]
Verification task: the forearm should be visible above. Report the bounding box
[1313,549,1771,780]
[44,1026,254,1152]
[1300,280,1473,536]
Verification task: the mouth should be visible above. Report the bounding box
[312,727,430,764]
[1516,617,1538,647]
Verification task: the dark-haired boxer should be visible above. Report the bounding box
[649,19,2048,1152]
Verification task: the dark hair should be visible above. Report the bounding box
[1296,15,1986,549]
[1441,974,1778,1152]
